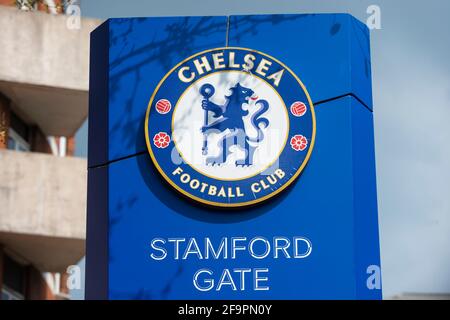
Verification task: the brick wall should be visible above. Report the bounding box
[0,1,14,7]
[67,136,75,156]
[29,125,52,154]
[25,266,54,300]
[0,94,10,149]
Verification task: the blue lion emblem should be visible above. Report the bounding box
[200,82,270,166]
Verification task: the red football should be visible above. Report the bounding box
[156,99,171,114]
[290,101,307,117]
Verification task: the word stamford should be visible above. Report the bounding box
[150,236,312,261]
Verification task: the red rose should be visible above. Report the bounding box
[153,132,171,148]
[290,135,308,151]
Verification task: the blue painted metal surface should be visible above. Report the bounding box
[86,14,382,300]
[228,14,373,108]
[89,17,228,167]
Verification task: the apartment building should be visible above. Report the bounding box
[0,3,99,299]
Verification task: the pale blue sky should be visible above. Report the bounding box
[75,0,450,298]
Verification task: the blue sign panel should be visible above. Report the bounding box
[86,14,382,300]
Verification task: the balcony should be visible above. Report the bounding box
[0,5,100,136]
[0,149,86,272]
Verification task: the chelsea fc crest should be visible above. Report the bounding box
[145,47,316,208]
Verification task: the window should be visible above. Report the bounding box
[1,255,26,300]
[1,285,24,300]
[7,110,30,152]
[7,128,30,152]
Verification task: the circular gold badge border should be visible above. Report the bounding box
[145,47,316,208]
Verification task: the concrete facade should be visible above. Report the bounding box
[0,5,100,136]
[0,149,87,271]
